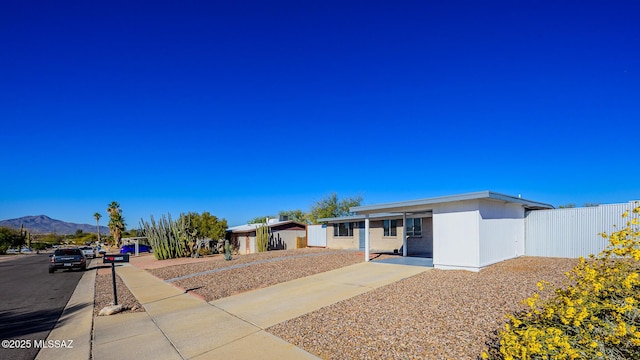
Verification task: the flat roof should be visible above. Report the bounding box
[350,190,554,215]
[227,220,306,233]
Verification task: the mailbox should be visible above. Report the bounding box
[103,254,130,263]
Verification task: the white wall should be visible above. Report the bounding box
[432,201,480,271]
[478,201,525,268]
[307,224,327,247]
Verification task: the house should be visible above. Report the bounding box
[227,217,307,254]
[320,213,432,256]
[320,191,553,272]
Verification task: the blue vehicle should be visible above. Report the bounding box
[120,244,152,254]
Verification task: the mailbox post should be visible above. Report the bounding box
[103,254,130,305]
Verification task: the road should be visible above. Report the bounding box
[0,253,84,360]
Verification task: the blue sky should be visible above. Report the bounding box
[1,1,638,228]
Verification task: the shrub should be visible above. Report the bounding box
[483,205,640,360]
[197,247,211,257]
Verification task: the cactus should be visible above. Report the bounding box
[256,224,269,252]
[223,239,232,261]
[140,213,194,260]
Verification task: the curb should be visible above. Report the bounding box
[35,259,96,360]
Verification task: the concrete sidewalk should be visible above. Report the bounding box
[94,264,319,360]
[93,259,429,359]
[36,259,96,360]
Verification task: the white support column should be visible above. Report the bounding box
[365,215,370,262]
[402,212,407,257]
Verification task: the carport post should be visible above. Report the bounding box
[402,212,407,257]
[364,215,370,262]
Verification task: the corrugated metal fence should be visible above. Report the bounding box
[525,201,637,258]
[307,224,327,247]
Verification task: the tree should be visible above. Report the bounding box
[107,201,126,247]
[278,209,309,223]
[308,193,363,224]
[94,212,102,243]
[248,216,269,224]
[558,203,576,208]
[182,212,227,241]
[248,210,309,225]
[583,202,601,207]
[0,227,26,254]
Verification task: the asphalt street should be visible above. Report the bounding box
[0,253,84,360]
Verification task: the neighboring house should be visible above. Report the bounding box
[227,218,307,254]
[320,191,553,272]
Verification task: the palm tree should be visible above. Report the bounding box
[94,212,102,243]
[107,201,126,248]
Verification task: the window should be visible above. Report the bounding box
[334,222,354,237]
[383,219,397,236]
[406,218,422,236]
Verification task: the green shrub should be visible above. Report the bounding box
[483,205,640,360]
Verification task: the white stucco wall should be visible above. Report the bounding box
[432,201,480,271]
[478,201,525,268]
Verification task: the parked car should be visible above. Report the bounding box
[120,244,152,254]
[6,247,33,254]
[49,248,86,273]
[79,246,95,259]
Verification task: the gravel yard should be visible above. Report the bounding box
[92,249,578,359]
[148,249,384,301]
[268,256,578,359]
[93,264,145,316]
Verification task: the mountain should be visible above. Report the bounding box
[0,215,110,235]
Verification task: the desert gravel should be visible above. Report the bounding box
[94,265,144,316]
[93,249,578,359]
[165,252,378,301]
[268,256,578,359]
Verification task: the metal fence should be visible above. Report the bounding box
[525,201,637,258]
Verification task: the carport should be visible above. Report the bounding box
[351,191,553,271]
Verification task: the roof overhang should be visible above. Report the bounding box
[318,212,428,223]
[350,190,554,215]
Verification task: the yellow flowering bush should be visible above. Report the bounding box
[483,205,640,359]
